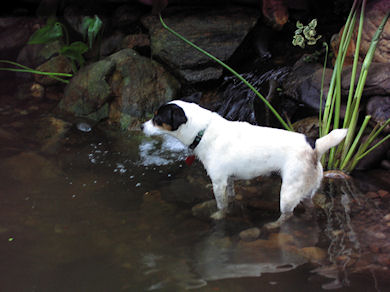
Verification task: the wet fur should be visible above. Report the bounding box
[142,100,347,227]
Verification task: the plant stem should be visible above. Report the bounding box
[0,60,72,84]
[158,14,292,131]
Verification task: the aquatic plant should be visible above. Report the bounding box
[292,19,322,48]
[28,15,103,71]
[1,15,103,84]
[158,14,292,131]
[319,0,390,172]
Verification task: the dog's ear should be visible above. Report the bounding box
[153,104,187,131]
[170,105,188,130]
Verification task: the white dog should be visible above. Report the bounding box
[141,100,347,228]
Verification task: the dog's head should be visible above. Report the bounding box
[141,100,212,147]
[141,102,188,136]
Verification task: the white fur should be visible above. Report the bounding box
[142,100,348,227]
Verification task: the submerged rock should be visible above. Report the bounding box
[239,227,261,241]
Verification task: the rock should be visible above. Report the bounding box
[298,246,327,262]
[378,190,390,198]
[100,31,126,57]
[58,57,115,118]
[366,96,390,133]
[374,232,386,240]
[342,63,390,97]
[239,227,261,241]
[355,137,390,170]
[282,57,332,111]
[383,214,390,221]
[108,49,180,129]
[192,200,218,220]
[331,0,390,65]
[35,55,73,86]
[17,40,63,76]
[283,59,390,113]
[142,6,257,84]
[112,4,146,29]
[0,17,40,60]
[30,83,45,99]
[292,117,319,140]
[121,34,150,50]
[376,254,390,266]
[261,0,289,30]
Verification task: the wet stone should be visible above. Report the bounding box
[383,214,390,221]
[191,200,217,220]
[298,247,327,263]
[239,227,261,242]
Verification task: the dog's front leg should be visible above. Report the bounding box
[210,178,229,220]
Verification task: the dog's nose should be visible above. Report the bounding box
[140,124,144,131]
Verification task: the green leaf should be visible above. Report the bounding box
[81,15,103,48]
[28,21,63,44]
[60,41,88,67]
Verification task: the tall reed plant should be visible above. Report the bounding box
[319,0,390,172]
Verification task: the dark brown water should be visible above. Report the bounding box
[0,81,389,291]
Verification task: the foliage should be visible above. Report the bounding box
[292,19,322,48]
[158,14,292,131]
[28,15,103,71]
[319,0,390,172]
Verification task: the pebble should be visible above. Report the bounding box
[383,214,390,221]
[374,232,386,240]
[378,190,390,198]
[239,227,261,241]
[299,247,327,262]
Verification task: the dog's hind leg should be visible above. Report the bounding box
[210,177,229,220]
[265,177,310,229]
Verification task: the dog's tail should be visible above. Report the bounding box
[315,129,348,158]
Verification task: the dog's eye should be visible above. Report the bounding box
[153,117,162,126]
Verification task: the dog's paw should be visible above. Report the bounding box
[210,210,226,220]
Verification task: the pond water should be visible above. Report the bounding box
[0,84,390,292]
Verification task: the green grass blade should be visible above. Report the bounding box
[340,115,370,170]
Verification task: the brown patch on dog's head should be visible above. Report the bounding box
[152,103,187,131]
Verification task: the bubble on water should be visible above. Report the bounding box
[76,122,92,132]
[138,135,190,166]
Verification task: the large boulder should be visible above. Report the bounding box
[57,58,115,118]
[108,49,180,130]
[57,49,180,129]
[142,6,258,84]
